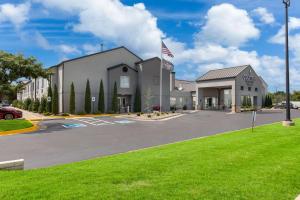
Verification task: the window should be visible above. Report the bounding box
[120,76,130,88]
[248,87,251,91]
[255,88,258,92]
[240,86,244,91]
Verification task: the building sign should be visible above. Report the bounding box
[243,73,255,86]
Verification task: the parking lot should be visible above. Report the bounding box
[1,110,300,169]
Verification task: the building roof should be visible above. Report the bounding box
[135,57,160,65]
[48,46,143,69]
[196,65,249,82]
[175,79,196,92]
[107,63,138,72]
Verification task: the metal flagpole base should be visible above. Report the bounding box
[282,120,295,126]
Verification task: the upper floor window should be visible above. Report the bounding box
[240,86,244,91]
[255,88,258,92]
[248,87,251,91]
[120,76,130,88]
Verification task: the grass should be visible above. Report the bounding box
[0,119,33,131]
[1,120,300,200]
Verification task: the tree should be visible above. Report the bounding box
[0,51,48,101]
[85,79,91,114]
[47,85,52,113]
[111,81,118,113]
[98,79,105,113]
[134,86,141,112]
[264,94,273,108]
[69,82,75,114]
[242,96,247,108]
[39,96,47,113]
[52,84,59,114]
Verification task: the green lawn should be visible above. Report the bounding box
[1,120,300,200]
[0,119,32,131]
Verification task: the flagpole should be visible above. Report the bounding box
[160,39,163,113]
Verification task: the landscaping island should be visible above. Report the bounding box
[1,120,300,199]
[0,120,33,132]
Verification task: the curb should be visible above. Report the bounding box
[27,114,118,121]
[0,121,39,136]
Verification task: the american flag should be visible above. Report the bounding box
[161,41,174,58]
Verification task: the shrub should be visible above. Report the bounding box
[43,112,51,116]
[52,84,59,115]
[76,111,86,115]
[24,98,32,110]
[85,79,91,114]
[170,106,176,111]
[47,85,52,113]
[111,81,118,113]
[39,97,47,113]
[60,113,70,116]
[137,113,141,116]
[156,113,160,116]
[147,114,152,118]
[69,82,75,114]
[134,86,141,112]
[33,99,40,112]
[98,79,105,113]
[12,100,18,107]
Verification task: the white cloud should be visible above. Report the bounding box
[270,17,300,86]
[196,3,260,47]
[82,44,100,54]
[0,2,30,28]
[270,17,300,44]
[252,7,275,25]
[35,32,81,55]
[35,0,163,58]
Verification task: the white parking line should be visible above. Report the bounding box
[73,118,115,126]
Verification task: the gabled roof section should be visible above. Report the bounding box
[196,65,249,82]
[107,63,137,72]
[175,79,196,92]
[135,57,160,65]
[48,46,143,69]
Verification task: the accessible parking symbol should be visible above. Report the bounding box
[62,123,87,129]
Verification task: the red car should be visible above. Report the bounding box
[0,107,23,120]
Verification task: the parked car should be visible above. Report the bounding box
[0,100,10,107]
[0,107,22,120]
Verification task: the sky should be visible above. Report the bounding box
[0,0,300,92]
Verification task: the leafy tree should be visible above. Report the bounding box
[134,86,141,112]
[85,79,91,114]
[47,85,52,113]
[291,91,300,101]
[111,81,118,113]
[0,51,48,101]
[52,84,59,114]
[39,96,47,113]
[98,79,105,113]
[69,82,75,114]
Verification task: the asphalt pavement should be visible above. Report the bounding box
[1,110,299,169]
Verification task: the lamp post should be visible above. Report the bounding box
[282,0,294,126]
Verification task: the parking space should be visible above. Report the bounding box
[61,117,136,128]
[1,110,300,169]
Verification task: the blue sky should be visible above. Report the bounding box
[0,0,300,91]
